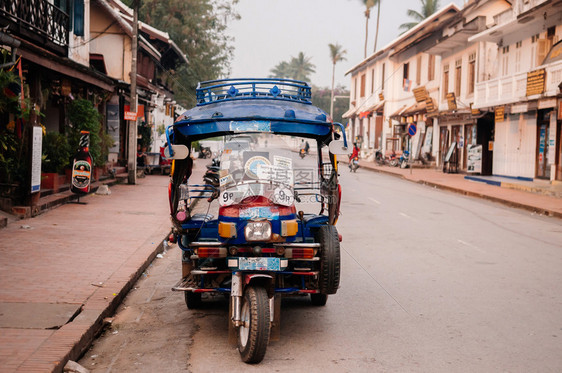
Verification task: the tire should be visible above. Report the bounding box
[400,160,407,169]
[238,286,270,363]
[311,293,328,306]
[184,292,202,309]
[316,225,341,295]
[389,159,398,167]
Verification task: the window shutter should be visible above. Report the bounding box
[73,0,84,36]
[536,39,550,67]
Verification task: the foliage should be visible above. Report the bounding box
[130,0,240,108]
[138,122,152,150]
[42,132,70,173]
[399,0,441,31]
[329,44,347,67]
[360,0,378,58]
[311,85,350,125]
[269,52,316,82]
[67,99,108,167]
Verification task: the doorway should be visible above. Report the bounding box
[536,110,550,179]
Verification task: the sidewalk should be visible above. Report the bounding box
[0,165,194,372]
[349,159,562,219]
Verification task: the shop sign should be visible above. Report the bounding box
[31,127,42,193]
[124,111,137,121]
[446,92,457,110]
[538,98,556,109]
[467,144,482,173]
[526,68,545,96]
[425,97,436,113]
[488,141,494,151]
[495,106,505,122]
[413,86,428,103]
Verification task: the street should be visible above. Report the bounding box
[79,163,562,372]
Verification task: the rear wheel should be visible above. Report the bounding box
[316,225,341,295]
[311,293,328,306]
[184,292,202,309]
[238,286,270,363]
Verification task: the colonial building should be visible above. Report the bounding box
[470,0,562,182]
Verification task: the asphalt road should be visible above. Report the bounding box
[79,162,562,372]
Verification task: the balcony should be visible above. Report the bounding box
[0,0,69,55]
[473,59,562,109]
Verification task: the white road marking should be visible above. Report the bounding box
[457,239,486,253]
[399,212,411,219]
[369,197,381,205]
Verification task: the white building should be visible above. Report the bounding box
[470,0,562,181]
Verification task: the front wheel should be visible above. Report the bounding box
[311,293,328,306]
[184,292,202,309]
[238,286,270,363]
[316,225,341,295]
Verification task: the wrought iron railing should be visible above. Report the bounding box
[0,0,69,55]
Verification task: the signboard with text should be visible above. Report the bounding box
[526,69,545,96]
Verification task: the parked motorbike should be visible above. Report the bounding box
[374,149,384,165]
[399,150,410,169]
[203,155,220,187]
[349,156,359,172]
[199,146,212,159]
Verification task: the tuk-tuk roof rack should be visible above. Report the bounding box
[196,78,312,106]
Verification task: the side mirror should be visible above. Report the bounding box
[164,144,190,160]
[328,140,349,155]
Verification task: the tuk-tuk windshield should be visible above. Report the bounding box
[218,143,295,207]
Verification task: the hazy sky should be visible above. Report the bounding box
[227,0,467,89]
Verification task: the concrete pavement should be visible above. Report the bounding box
[345,158,562,219]
[0,172,176,372]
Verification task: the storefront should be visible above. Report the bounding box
[434,111,476,172]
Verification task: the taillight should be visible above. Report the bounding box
[197,247,227,258]
[285,248,315,259]
[219,206,239,217]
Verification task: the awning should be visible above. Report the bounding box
[402,101,427,116]
[389,105,407,119]
[371,100,385,113]
[342,107,357,119]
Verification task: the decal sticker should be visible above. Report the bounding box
[229,120,271,133]
[244,156,270,179]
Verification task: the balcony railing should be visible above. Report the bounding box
[474,59,562,108]
[0,0,69,55]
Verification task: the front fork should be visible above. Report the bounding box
[229,272,280,344]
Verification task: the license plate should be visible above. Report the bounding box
[237,257,281,271]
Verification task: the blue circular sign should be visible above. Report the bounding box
[408,123,417,136]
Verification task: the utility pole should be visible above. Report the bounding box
[127,0,139,184]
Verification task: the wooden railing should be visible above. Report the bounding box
[0,0,69,55]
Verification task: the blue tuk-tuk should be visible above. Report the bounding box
[166,79,348,363]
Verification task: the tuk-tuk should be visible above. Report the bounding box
[166,78,348,363]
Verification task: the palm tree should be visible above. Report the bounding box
[270,61,291,79]
[360,0,377,58]
[329,43,347,119]
[288,52,316,82]
[373,0,381,53]
[399,0,441,32]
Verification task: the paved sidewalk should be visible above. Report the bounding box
[348,159,562,219]
[0,172,179,372]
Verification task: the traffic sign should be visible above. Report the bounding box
[408,123,417,136]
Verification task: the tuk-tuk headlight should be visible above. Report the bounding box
[244,221,272,241]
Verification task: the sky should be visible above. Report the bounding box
[227,0,467,89]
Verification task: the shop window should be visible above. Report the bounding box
[428,55,435,81]
[360,74,366,98]
[416,55,422,85]
[454,59,462,97]
[468,53,476,95]
[442,64,449,100]
[381,63,385,90]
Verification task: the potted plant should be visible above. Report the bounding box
[41,131,70,191]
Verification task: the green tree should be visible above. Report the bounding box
[269,61,291,79]
[399,0,441,32]
[132,0,239,107]
[288,52,316,82]
[360,0,376,58]
[311,85,350,125]
[328,43,347,119]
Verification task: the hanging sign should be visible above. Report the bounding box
[124,111,137,121]
[495,106,505,122]
[446,92,457,110]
